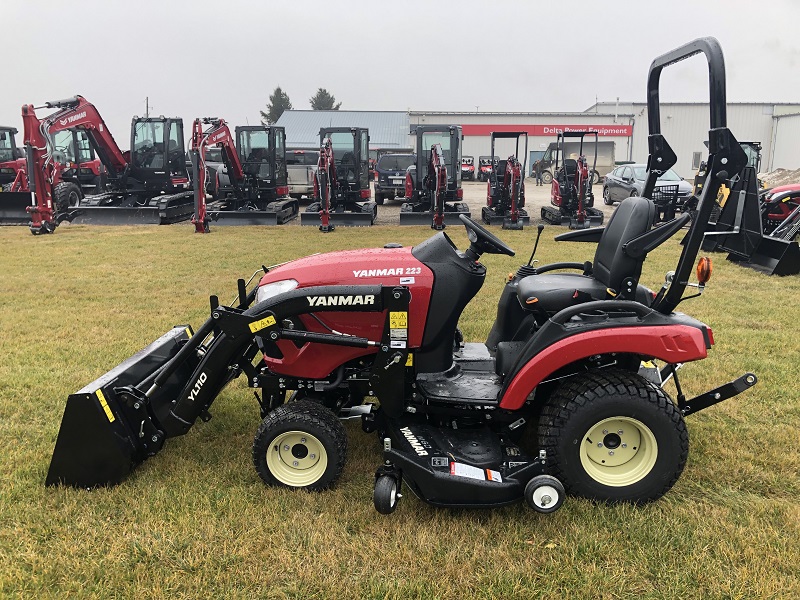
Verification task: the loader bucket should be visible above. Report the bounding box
[46,326,199,488]
[728,237,800,276]
[0,191,33,225]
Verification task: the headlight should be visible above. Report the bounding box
[255,279,298,304]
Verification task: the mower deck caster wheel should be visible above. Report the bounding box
[524,475,565,513]
[374,475,401,514]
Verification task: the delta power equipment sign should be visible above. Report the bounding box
[461,124,633,137]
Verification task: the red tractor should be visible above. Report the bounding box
[189,118,297,232]
[47,39,758,517]
[541,131,604,229]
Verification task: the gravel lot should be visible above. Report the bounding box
[294,179,615,227]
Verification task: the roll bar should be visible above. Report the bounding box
[647,37,748,315]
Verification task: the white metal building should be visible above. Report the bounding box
[276,103,800,179]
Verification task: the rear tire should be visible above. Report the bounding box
[538,369,688,503]
[541,171,553,185]
[603,187,613,205]
[629,190,638,198]
[590,170,600,185]
[54,182,81,211]
[252,400,347,491]
[375,193,385,205]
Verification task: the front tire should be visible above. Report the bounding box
[603,186,613,205]
[538,369,688,503]
[252,400,347,491]
[541,171,553,185]
[54,182,81,211]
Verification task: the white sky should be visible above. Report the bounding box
[4,0,800,144]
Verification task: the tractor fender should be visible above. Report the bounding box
[498,325,708,410]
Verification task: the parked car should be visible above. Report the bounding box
[602,164,693,205]
[461,155,475,180]
[286,148,319,199]
[374,153,415,205]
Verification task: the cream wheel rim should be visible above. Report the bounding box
[579,417,657,487]
[266,430,328,487]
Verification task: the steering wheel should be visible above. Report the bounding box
[458,214,515,258]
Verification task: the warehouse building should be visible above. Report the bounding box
[277,103,800,179]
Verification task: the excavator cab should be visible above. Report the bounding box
[236,125,288,188]
[130,117,189,193]
[0,126,32,225]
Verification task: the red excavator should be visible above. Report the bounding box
[482,131,529,230]
[541,132,604,229]
[22,95,193,234]
[189,118,297,231]
[0,125,104,226]
[301,127,376,231]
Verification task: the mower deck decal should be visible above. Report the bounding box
[249,315,276,333]
[95,389,115,423]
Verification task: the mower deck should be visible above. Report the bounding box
[381,416,547,508]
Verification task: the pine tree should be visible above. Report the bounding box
[261,87,293,124]
[309,88,342,111]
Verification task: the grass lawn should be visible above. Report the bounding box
[1,222,798,599]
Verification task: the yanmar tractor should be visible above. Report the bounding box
[300,127,376,230]
[400,125,470,228]
[47,38,757,516]
[22,96,193,233]
[541,131,604,229]
[481,131,529,230]
[189,118,297,231]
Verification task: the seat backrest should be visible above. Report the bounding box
[563,159,577,179]
[592,196,656,291]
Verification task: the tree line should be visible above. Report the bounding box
[261,87,341,124]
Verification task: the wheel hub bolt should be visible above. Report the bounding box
[617,430,624,435]
[300,437,306,443]
[609,451,615,456]
[292,461,299,467]
[622,443,627,448]
[310,454,316,459]
[602,429,608,434]
[284,445,290,451]
[597,442,603,447]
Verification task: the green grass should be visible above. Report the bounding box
[0,222,798,599]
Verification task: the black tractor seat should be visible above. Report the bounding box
[517,196,685,315]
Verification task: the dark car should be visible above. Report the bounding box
[374,153,415,205]
[602,164,693,205]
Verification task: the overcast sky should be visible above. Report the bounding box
[4,0,800,144]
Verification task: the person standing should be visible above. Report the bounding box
[534,160,543,186]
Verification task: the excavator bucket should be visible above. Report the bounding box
[0,190,33,225]
[46,326,199,488]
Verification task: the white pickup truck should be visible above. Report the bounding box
[286,148,319,199]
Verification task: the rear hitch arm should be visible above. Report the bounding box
[679,372,757,415]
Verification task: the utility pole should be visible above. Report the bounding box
[145,97,149,118]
